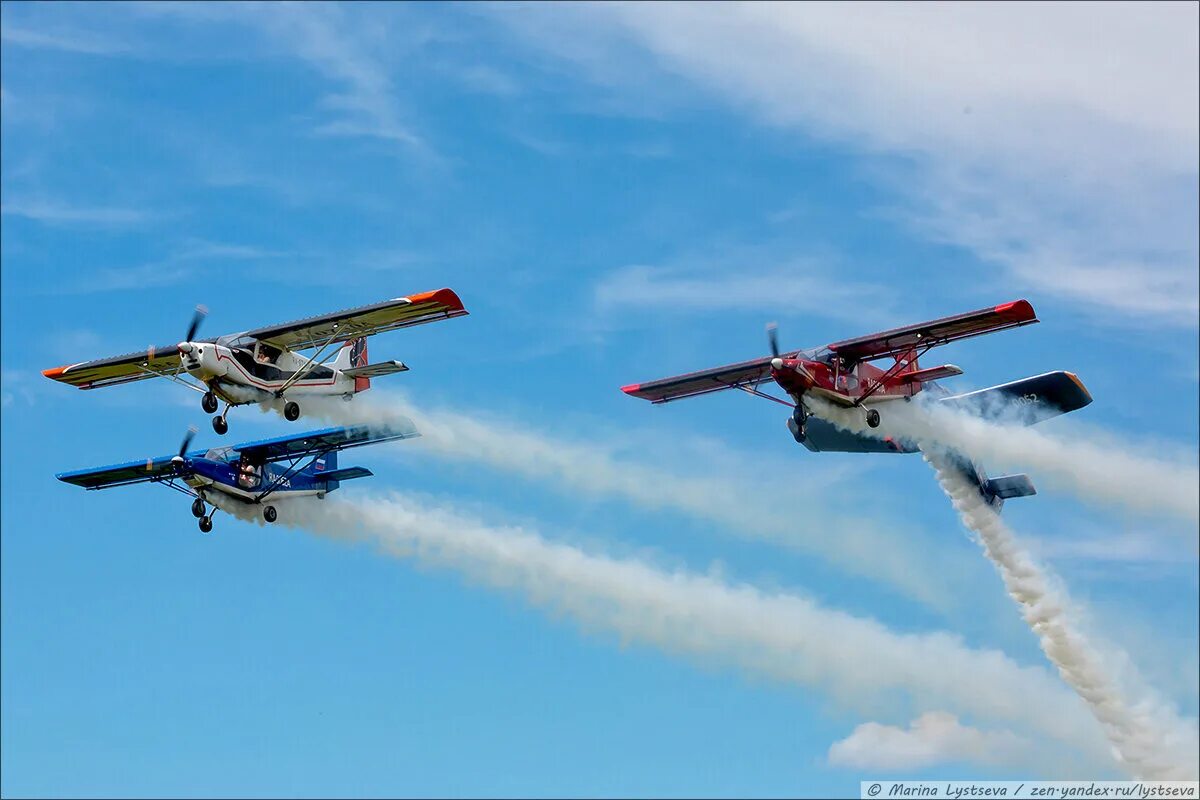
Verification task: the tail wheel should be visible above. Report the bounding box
[191,498,206,518]
[263,505,277,524]
[201,391,219,414]
[198,516,213,534]
[866,409,881,428]
[212,415,229,435]
[283,401,300,422]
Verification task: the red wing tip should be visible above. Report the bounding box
[407,288,466,313]
[994,299,1036,320]
[621,383,642,395]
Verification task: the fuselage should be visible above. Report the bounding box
[179,337,356,403]
[180,447,340,504]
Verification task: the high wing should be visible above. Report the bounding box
[42,342,203,390]
[622,355,789,404]
[57,450,206,490]
[231,422,420,464]
[827,300,1037,363]
[244,288,467,351]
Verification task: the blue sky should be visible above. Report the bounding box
[2,3,1197,796]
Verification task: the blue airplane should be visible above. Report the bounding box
[57,423,418,533]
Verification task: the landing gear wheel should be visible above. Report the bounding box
[191,498,206,518]
[263,505,277,524]
[866,409,881,428]
[198,516,213,534]
[787,416,807,443]
[201,391,219,414]
[283,401,300,422]
[212,415,229,435]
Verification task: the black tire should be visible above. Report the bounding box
[191,498,206,518]
[201,392,218,414]
[866,409,881,428]
[263,505,277,523]
[284,401,300,422]
[212,415,228,435]
[199,516,213,533]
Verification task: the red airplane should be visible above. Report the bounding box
[621,300,1093,508]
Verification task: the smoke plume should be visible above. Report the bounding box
[922,447,1198,779]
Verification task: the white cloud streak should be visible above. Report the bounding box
[806,396,1200,525]
[290,392,976,611]
[923,450,1198,779]
[208,490,1116,773]
[828,711,1039,772]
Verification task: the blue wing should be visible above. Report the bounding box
[57,450,207,489]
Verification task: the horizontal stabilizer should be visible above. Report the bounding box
[342,360,409,379]
[897,364,963,384]
[985,473,1036,500]
[318,466,373,482]
[939,371,1092,425]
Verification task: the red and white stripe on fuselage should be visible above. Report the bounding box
[182,342,360,404]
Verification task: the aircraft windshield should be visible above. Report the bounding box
[204,446,234,461]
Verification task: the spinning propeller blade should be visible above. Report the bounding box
[767,322,780,358]
[177,426,199,459]
[185,305,208,343]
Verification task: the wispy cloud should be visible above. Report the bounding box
[828,712,1040,772]
[594,261,899,328]
[502,3,1199,327]
[1,199,153,228]
[0,23,131,55]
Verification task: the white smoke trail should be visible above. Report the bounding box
[274,392,975,611]
[922,448,1198,779]
[209,489,1122,772]
[806,397,1199,525]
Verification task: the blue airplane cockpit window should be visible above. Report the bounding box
[204,446,233,461]
[236,459,262,490]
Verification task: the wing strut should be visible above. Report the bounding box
[274,330,343,397]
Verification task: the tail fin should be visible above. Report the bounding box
[939,370,1092,426]
[333,338,371,393]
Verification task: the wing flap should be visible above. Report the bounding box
[247,288,467,351]
[829,300,1037,362]
[232,422,420,463]
[622,356,779,404]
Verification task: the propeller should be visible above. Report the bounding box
[171,426,199,467]
[184,304,208,344]
[767,322,780,358]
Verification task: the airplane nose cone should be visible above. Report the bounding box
[771,357,784,370]
[178,342,193,354]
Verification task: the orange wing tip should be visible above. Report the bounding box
[621,383,642,395]
[406,288,466,313]
[42,365,69,380]
[994,299,1037,321]
[1065,371,1093,405]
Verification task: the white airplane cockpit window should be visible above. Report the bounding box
[255,342,282,364]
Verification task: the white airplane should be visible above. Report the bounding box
[43,288,467,435]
